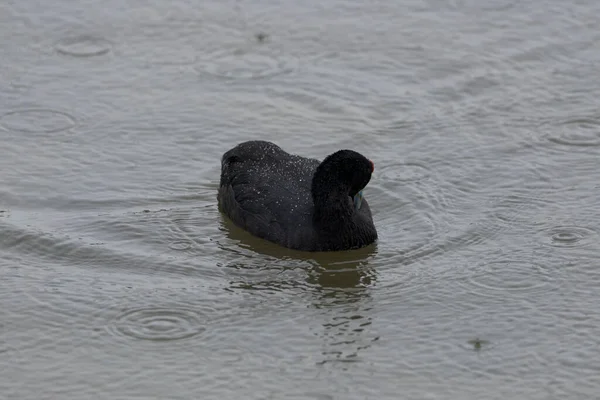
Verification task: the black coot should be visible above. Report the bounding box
[217,140,377,252]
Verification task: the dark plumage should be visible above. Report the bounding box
[217,140,377,252]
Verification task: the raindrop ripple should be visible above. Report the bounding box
[108,307,206,341]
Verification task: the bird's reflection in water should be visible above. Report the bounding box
[219,216,380,365]
[305,248,379,366]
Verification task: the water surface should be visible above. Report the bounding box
[2,0,600,398]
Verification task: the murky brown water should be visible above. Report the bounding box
[2,0,600,398]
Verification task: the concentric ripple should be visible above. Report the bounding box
[490,194,554,227]
[196,46,297,80]
[537,226,597,248]
[547,117,600,147]
[0,109,76,133]
[458,259,555,299]
[108,307,205,341]
[168,240,192,251]
[377,162,432,182]
[126,43,198,66]
[55,35,112,57]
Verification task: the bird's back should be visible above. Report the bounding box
[218,141,320,249]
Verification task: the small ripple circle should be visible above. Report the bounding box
[547,117,600,147]
[456,259,555,299]
[168,241,192,251]
[55,35,112,57]
[538,226,596,248]
[378,162,431,182]
[196,47,297,80]
[0,109,76,133]
[108,307,205,341]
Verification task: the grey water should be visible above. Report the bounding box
[2,0,600,399]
